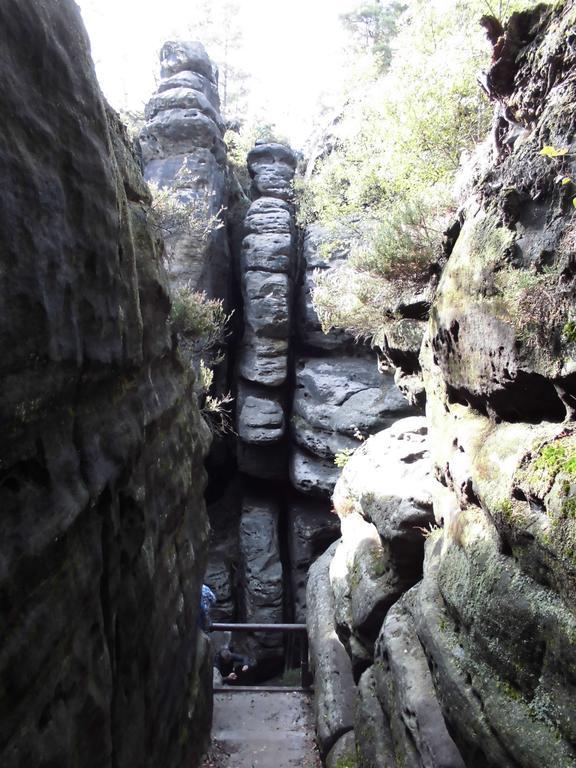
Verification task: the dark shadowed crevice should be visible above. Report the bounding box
[446,370,566,424]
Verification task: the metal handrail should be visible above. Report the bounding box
[211,622,306,632]
[210,622,312,690]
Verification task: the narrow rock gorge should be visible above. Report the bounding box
[2,1,576,767]
[138,44,416,672]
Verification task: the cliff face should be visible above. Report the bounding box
[223,144,415,660]
[137,43,417,675]
[308,3,576,767]
[0,3,211,767]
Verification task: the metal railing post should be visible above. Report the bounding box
[300,633,312,689]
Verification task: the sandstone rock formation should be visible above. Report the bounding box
[307,544,356,758]
[225,143,298,664]
[291,226,418,618]
[236,145,297,418]
[141,41,246,661]
[288,499,341,622]
[0,4,211,768]
[297,224,357,352]
[138,43,419,681]
[307,4,576,766]
[141,41,229,299]
[290,356,414,497]
[239,497,284,662]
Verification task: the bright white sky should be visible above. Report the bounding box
[76,0,359,148]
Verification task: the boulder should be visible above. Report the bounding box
[292,356,413,462]
[290,447,341,498]
[307,543,357,757]
[330,513,406,662]
[333,417,435,557]
[325,417,436,670]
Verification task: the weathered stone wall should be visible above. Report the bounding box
[308,4,576,766]
[138,50,418,676]
[141,40,242,649]
[0,3,211,767]
[292,225,417,622]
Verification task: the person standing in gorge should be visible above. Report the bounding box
[199,584,216,630]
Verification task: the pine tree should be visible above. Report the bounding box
[340,1,406,72]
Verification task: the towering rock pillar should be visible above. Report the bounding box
[235,143,297,662]
[140,41,229,299]
[237,142,298,475]
[141,45,240,644]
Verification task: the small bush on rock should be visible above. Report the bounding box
[170,287,228,346]
[302,0,541,340]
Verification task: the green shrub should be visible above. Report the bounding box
[148,179,225,263]
[170,287,227,343]
[334,448,355,468]
[301,0,541,341]
[563,320,576,344]
[170,292,235,437]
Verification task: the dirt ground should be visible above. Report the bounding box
[201,690,322,768]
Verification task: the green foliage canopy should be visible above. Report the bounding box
[304,0,541,341]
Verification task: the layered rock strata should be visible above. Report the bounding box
[236,145,297,434]
[308,4,576,766]
[234,147,416,645]
[141,43,244,661]
[140,41,229,299]
[290,356,414,497]
[0,4,211,768]
[291,226,417,620]
[139,51,419,674]
[232,144,298,661]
